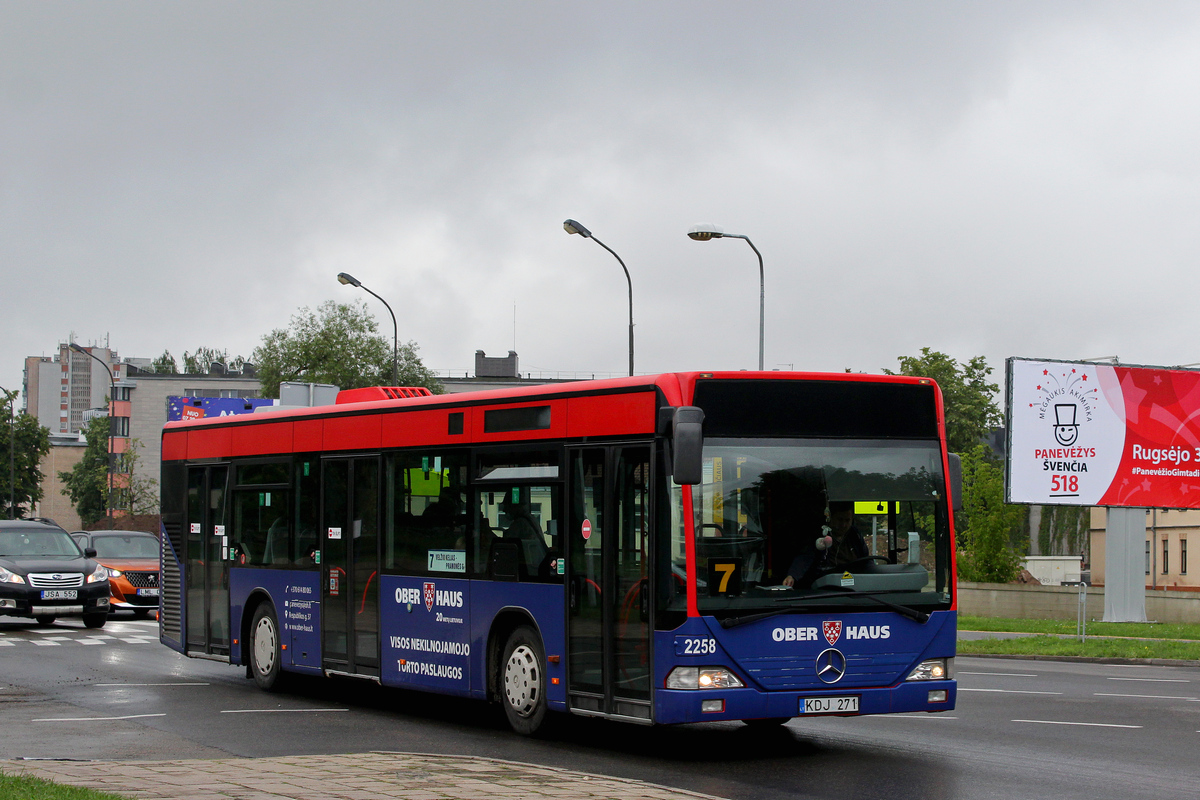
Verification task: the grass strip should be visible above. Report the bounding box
[958,634,1200,661]
[0,772,129,800]
[958,614,1200,641]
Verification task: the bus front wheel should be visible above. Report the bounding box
[500,626,547,735]
[250,603,285,692]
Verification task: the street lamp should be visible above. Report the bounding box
[688,225,765,371]
[337,272,398,386]
[563,219,635,377]
[0,385,14,519]
[68,343,115,528]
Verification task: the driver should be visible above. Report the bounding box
[782,501,870,587]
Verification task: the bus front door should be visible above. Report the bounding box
[321,456,381,677]
[185,464,230,657]
[566,445,653,722]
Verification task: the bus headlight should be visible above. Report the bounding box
[906,658,952,681]
[666,666,745,690]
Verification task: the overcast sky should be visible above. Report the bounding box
[4,2,1199,405]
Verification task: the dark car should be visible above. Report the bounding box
[71,531,160,618]
[0,520,111,628]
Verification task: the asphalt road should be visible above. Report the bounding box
[2,616,1197,800]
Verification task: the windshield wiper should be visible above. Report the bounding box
[719,588,930,628]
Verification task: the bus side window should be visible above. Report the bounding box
[294,457,319,566]
[474,484,561,583]
[385,452,467,576]
[231,488,290,566]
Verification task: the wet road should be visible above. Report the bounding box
[2,617,1196,800]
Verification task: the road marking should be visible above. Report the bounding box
[1012,719,1142,729]
[219,708,349,714]
[33,713,167,722]
[1094,693,1198,701]
[873,715,959,720]
[958,671,1037,677]
[1106,663,1170,667]
[94,683,210,687]
[1107,677,1190,683]
[959,688,1063,695]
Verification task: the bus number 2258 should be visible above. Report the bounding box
[674,636,717,656]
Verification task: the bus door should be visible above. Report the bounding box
[321,456,381,677]
[566,445,653,722]
[185,464,230,657]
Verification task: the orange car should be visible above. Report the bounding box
[71,531,160,619]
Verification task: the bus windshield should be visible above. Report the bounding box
[675,437,953,615]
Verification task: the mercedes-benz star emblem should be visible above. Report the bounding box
[815,648,847,684]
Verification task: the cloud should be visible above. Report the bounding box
[3,1,1200,400]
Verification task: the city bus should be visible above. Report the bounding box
[159,371,959,734]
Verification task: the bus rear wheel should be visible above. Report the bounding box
[250,603,285,692]
[500,626,547,735]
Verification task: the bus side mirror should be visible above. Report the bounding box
[672,406,705,485]
[947,453,963,511]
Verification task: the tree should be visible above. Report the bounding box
[956,445,1025,583]
[889,349,1027,581]
[182,347,246,374]
[60,417,160,524]
[252,300,443,398]
[59,416,108,526]
[887,348,1002,456]
[112,438,159,516]
[0,391,52,518]
[152,350,179,374]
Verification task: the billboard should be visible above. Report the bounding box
[1006,357,1200,509]
[167,396,275,422]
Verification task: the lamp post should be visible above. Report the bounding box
[563,219,635,377]
[337,272,398,385]
[0,385,14,519]
[69,343,116,528]
[688,225,765,371]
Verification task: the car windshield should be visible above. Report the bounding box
[91,534,159,559]
[0,528,83,558]
[667,438,954,615]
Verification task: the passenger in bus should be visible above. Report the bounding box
[782,501,870,587]
[501,492,547,577]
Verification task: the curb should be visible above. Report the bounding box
[378,752,728,799]
[958,652,1200,667]
[6,750,730,800]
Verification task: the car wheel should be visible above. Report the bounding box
[250,602,285,692]
[35,615,55,626]
[742,717,791,727]
[500,625,548,735]
[83,612,108,629]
